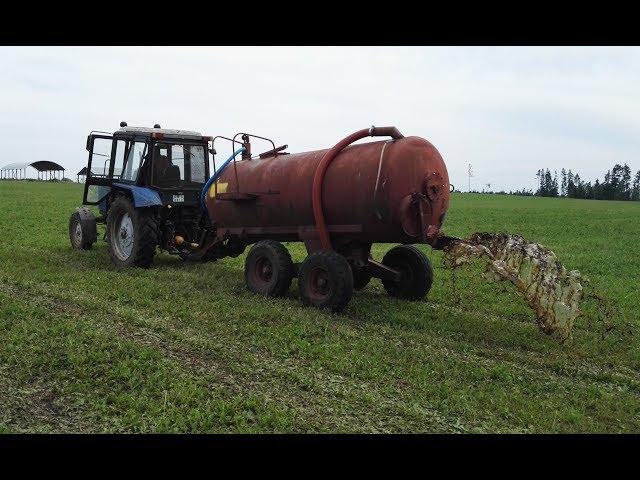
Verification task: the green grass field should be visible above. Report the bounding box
[1,180,639,433]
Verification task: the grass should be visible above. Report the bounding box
[0,180,639,433]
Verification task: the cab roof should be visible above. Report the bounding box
[114,126,205,140]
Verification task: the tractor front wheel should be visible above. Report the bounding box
[106,196,159,268]
[69,207,97,250]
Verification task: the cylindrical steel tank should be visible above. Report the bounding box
[205,135,450,248]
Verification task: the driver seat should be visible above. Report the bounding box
[166,164,181,182]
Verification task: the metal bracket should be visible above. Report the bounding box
[367,258,401,282]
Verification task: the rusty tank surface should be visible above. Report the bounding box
[206,132,449,247]
[199,126,451,312]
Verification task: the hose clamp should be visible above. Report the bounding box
[369,125,375,136]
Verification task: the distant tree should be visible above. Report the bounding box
[542,169,555,197]
[632,170,640,201]
[622,164,632,200]
[535,169,545,196]
[603,170,613,200]
[534,164,639,202]
[535,169,543,195]
[593,178,602,200]
[567,170,575,198]
[605,163,632,201]
[574,173,583,199]
[534,169,560,197]
[611,164,623,200]
[544,170,553,196]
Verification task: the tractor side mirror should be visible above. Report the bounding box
[86,135,92,152]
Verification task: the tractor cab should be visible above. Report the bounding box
[83,122,211,212]
[69,122,223,267]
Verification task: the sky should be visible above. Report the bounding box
[1,46,639,191]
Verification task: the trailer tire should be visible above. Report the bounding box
[245,240,293,297]
[298,251,353,313]
[106,196,159,268]
[69,208,97,250]
[381,245,433,300]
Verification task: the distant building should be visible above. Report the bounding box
[77,166,88,183]
[0,161,65,180]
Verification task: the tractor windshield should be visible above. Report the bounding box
[152,143,207,189]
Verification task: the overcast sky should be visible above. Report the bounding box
[1,46,639,191]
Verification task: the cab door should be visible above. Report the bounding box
[83,134,116,207]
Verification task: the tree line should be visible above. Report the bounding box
[535,164,640,201]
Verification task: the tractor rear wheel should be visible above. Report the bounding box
[106,196,159,268]
[298,251,353,313]
[69,207,97,250]
[381,245,433,300]
[244,240,293,297]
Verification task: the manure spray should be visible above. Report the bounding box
[439,233,586,342]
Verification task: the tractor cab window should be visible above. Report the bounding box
[112,140,126,179]
[89,138,113,176]
[122,141,147,182]
[152,143,206,188]
[188,146,206,183]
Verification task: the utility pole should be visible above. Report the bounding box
[467,164,473,192]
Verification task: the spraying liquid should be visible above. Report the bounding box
[440,233,585,342]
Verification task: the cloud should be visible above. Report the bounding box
[0,46,638,191]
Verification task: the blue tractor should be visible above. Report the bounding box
[68,122,246,267]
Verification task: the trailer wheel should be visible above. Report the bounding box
[69,208,97,250]
[298,251,354,313]
[106,196,159,268]
[381,245,433,300]
[245,240,293,297]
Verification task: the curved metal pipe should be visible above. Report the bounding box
[311,126,405,250]
[368,126,404,140]
[201,147,245,213]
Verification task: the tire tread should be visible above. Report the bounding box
[298,251,354,312]
[244,240,293,296]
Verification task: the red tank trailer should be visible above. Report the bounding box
[203,126,451,312]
